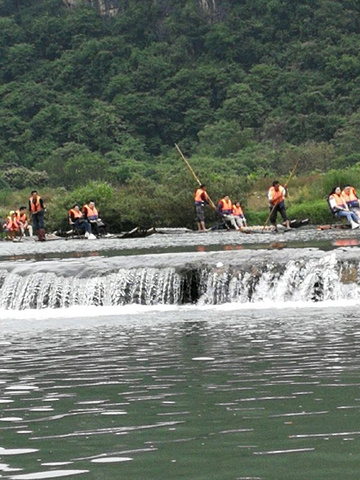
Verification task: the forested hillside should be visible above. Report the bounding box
[0,0,359,230]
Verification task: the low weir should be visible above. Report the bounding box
[0,249,360,310]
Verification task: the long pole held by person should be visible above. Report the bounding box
[262,159,300,232]
[175,143,217,210]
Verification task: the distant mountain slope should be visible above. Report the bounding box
[0,0,359,189]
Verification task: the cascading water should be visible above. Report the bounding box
[0,250,359,311]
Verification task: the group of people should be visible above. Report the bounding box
[3,183,360,240]
[2,190,105,241]
[3,190,44,241]
[328,185,360,229]
[194,180,290,232]
[195,182,360,232]
[68,201,105,239]
[194,185,248,232]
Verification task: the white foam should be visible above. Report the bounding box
[1,297,360,323]
[6,386,39,391]
[0,448,38,455]
[29,407,54,412]
[91,457,133,463]
[100,411,127,415]
[0,417,23,422]
[191,357,215,361]
[10,470,89,479]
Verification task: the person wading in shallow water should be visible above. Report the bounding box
[194,184,211,231]
[29,190,46,241]
[267,181,291,232]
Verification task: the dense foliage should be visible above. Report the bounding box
[0,0,359,229]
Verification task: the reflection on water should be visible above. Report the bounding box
[333,238,359,247]
[1,307,360,479]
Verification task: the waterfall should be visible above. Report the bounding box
[0,251,359,311]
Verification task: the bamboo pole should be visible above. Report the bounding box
[262,159,300,232]
[175,143,216,209]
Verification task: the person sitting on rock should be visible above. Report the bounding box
[217,196,240,230]
[232,201,247,228]
[3,211,21,240]
[342,185,360,213]
[68,204,96,239]
[16,206,33,237]
[82,200,106,236]
[329,186,360,229]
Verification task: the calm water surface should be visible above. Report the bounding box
[1,306,360,480]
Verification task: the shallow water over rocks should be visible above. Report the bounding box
[1,226,360,261]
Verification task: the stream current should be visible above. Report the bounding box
[1,227,360,480]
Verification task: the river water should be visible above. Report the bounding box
[1,228,360,479]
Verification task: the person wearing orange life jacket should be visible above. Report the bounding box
[194,184,211,231]
[16,206,33,237]
[342,185,360,211]
[82,200,106,236]
[3,211,20,240]
[29,190,46,241]
[329,186,360,229]
[68,204,96,239]
[268,181,290,232]
[233,202,247,228]
[217,196,240,230]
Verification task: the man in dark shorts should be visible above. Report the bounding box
[194,184,210,231]
[267,180,291,232]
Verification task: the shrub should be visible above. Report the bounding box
[2,167,49,190]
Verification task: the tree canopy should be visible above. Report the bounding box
[0,0,359,190]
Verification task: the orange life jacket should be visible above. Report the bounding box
[5,216,19,231]
[233,205,244,216]
[83,204,98,221]
[29,195,42,213]
[342,187,358,203]
[329,193,346,209]
[16,210,27,223]
[194,187,208,203]
[219,198,233,214]
[268,186,286,205]
[68,208,83,222]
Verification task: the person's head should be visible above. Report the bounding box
[335,186,341,195]
[200,184,206,189]
[9,210,15,216]
[19,206,26,212]
[89,200,95,208]
[235,202,241,207]
[31,190,37,198]
[344,185,351,194]
[272,180,280,191]
[72,203,80,211]
[224,195,230,201]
